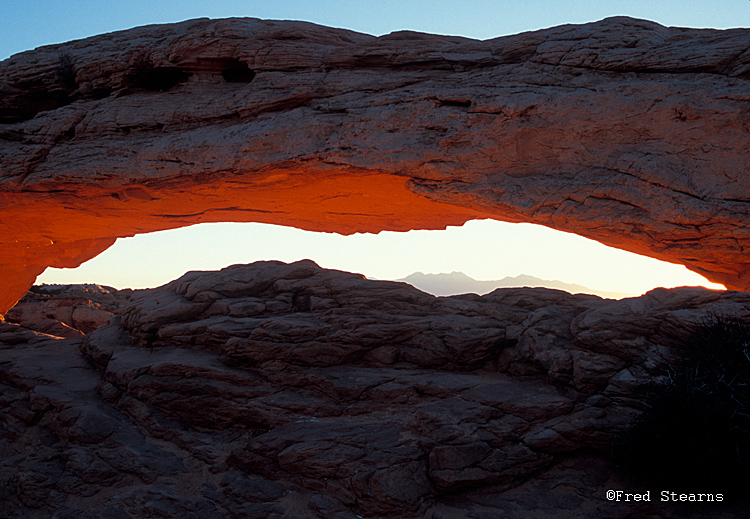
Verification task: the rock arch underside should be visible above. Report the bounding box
[2,16,750,313]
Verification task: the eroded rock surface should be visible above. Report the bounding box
[3,16,750,312]
[4,283,132,336]
[1,260,748,518]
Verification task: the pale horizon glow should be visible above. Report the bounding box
[36,220,726,297]
[7,2,744,296]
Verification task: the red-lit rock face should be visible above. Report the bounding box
[2,16,750,313]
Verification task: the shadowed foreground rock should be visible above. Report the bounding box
[1,260,748,518]
[3,16,750,313]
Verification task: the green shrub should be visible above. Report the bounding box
[612,315,750,491]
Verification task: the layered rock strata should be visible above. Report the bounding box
[1,260,748,518]
[4,283,132,336]
[3,16,750,312]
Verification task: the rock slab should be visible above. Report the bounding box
[1,260,749,518]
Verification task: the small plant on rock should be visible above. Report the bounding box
[57,51,77,93]
[612,314,750,492]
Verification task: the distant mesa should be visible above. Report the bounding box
[398,271,634,299]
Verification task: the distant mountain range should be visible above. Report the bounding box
[396,272,634,299]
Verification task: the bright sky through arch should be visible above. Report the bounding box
[36,221,726,296]
[7,0,744,295]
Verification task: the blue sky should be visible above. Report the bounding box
[5,1,743,293]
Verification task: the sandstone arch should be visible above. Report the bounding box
[2,16,750,314]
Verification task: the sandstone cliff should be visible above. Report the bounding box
[2,17,750,313]
[1,260,747,518]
